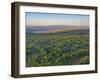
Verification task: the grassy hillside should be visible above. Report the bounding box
[26,29,89,67]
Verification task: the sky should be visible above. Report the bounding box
[26,12,89,27]
[26,12,90,33]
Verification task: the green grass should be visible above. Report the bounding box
[26,30,89,67]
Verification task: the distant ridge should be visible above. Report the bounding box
[26,29,89,35]
[26,25,89,34]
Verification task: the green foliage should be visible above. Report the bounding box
[80,56,89,64]
[26,32,89,67]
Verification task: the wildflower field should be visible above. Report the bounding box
[26,30,89,67]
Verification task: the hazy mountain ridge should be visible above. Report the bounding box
[26,29,89,36]
[26,25,89,34]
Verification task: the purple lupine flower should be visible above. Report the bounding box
[34,53,42,61]
[62,46,72,53]
[44,48,49,52]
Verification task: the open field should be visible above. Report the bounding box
[26,29,89,67]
